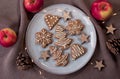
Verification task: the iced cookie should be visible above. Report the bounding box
[56,54,69,66]
[54,25,67,39]
[66,19,84,35]
[49,46,62,60]
[45,14,61,30]
[70,44,86,60]
[35,28,53,48]
[55,25,65,32]
[49,46,57,54]
[62,10,72,21]
[54,31,67,39]
[40,51,50,61]
[54,37,73,50]
[80,33,89,43]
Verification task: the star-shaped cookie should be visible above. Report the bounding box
[106,24,116,34]
[94,60,105,71]
[80,33,89,43]
[40,51,50,61]
[70,44,86,60]
[62,10,72,21]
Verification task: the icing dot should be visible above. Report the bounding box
[50,17,53,19]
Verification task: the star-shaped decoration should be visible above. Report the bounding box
[40,51,50,61]
[80,33,89,43]
[106,24,116,34]
[62,10,72,21]
[94,60,105,71]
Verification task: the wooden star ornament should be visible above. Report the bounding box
[62,10,72,21]
[106,24,116,34]
[94,60,105,71]
[40,51,50,61]
[80,33,89,43]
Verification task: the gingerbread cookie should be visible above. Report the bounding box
[55,25,65,32]
[66,19,84,35]
[54,37,73,50]
[54,25,67,39]
[56,54,69,66]
[52,49,63,60]
[49,46,57,54]
[70,44,86,60]
[40,51,50,61]
[35,28,53,48]
[45,14,61,30]
[54,31,67,39]
[62,10,72,21]
[80,33,89,43]
[49,46,62,60]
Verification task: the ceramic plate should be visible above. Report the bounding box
[26,4,97,75]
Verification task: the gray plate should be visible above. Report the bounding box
[26,4,97,75]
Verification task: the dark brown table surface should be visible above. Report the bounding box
[0,0,120,79]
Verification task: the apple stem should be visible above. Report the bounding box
[2,31,7,38]
[30,0,35,4]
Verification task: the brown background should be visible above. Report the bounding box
[0,0,120,79]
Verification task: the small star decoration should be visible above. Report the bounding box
[106,24,116,34]
[80,33,89,43]
[63,10,72,21]
[40,51,50,61]
[94,60,105,71]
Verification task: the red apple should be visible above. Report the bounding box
[91,0,113,20]
[0,28,17,47]
[24,0,43,13]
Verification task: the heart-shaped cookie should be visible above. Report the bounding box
[70,44,86,60]
[45,14,61,30]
